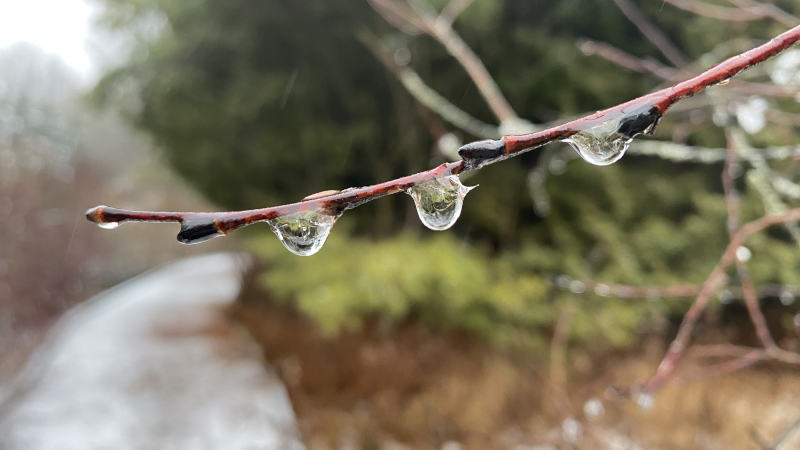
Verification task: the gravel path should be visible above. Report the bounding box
[0,252,304,449]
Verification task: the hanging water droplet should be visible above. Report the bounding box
[569,280,586,294]
[593,283,611,297]
[718,289,734,305]
[779,290,795,306]
[583,397,605,419]
[564,105,661,166]
[735,246,752,262]
[97,221,119,230]
[406,175,475,231]
[177,216,222,244]
[636,392,654,411]
[268,209,339,256]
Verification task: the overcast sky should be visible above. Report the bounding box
[0,0,96,77]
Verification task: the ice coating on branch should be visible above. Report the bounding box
[267,209,340,256]
[178,217,223,244]
[563,105,661,166]
[407,175,475,231]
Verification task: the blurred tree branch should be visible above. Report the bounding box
[611,0,688,66]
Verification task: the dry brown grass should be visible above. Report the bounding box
[233,288,800,450]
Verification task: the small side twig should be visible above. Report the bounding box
[644,208,800,392]
[723,129,778,351]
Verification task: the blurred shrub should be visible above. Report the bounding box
[254,231,671,350]
[255,233,551,348]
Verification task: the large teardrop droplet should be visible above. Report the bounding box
[563,105,661,166]
[267,210,340,256]
[562,129,632,166]
[407,175,475,231]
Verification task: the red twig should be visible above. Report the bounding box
[86,26,800,243]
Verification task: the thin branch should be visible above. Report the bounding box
[359,32,499,138]
[722,130,776,349]
[578,39,678,80]
[579,38,800,98]
[630,141,800,164]
[728,0,800,29]
[611,0,688,66]
[552,275,800,301]
[368,0,518,122]
[85,26,800,244]
[644,208,800,392]
[663,0,789,24]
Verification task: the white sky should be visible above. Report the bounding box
[0,0,95,76]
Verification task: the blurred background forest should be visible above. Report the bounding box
[3,0,800,448]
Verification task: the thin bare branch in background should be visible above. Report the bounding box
[368,0,518,122]
[664,0,799,27]
[722,130,776,350]
[359,32,499,138]
[551,275,800,301]
[728,0,800,29]
[579,38,800,98]
[645,209,800,392]
[611,0,688,66]
[630,141,800,164]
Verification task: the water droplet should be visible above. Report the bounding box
[268,209,339,256]
[636,392,654,411]
[780,290,795,306]
[594,283,611,297]
[718,289,734,305]
[736,246,752,262]
[177,217,222,244]
[407,175,475,231]
[564,105,660,166]
[561,418,582,443]
[556,275,572,289]
[583,397,605,419]
[569,280,586,294]
[97,222,119,230]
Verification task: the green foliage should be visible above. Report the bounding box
[254,232,551,348]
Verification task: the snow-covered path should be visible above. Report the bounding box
[0,253,304,449]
